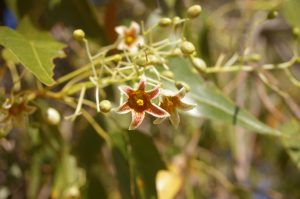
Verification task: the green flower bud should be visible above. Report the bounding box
[173,16,181,26]
[46,107,61,125]
[191,57,206,71]
[171,48,182,56]
[180,41,195,55]
[73,29,85,41]
[292,27,300,39]
[162,70,174,79]
[148,55,161,65]
[249,54,261,61]
[187,5,202,19]
[159,17,172,27]
[267,10,278,20]
[66,186,80,199]
[175,81,191,92]
[112,54,122,62]
[135,56,147,66]
[99,100,112,113]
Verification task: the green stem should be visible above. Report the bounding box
[204,57,297,73]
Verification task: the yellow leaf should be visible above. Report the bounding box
[156,169,182,199]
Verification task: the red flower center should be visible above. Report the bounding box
[128,90,151,112]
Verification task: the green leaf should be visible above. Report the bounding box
[52,150,85,198]
[129,131,166,199]
[44,0,105,41]
[168,58,280,136]
[283,0,300,28]
[111,132,132,199]
[281,120,300,170]
[0,20,65,85]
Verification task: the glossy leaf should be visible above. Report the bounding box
[129,131,166,199]
[0,20,65,85]
[168,58,281,136]
[44,0,105,40]
[110,132,132,199]
[283,0,300,28]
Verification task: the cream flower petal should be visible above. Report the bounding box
[176,88,186,99]
[130,21,140,34]
[169,109,180,128]
[178,101,196,111]
[115,26,126,36]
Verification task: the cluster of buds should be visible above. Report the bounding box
[69,5,203,130]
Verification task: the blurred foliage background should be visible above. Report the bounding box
[1,0,300,199]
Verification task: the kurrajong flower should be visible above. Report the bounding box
[154,88,196,128]
[116,76,169,130]
[0,97,35,134]
[115,21,144,53]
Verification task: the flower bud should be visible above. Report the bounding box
[148,55,161,65]
[171,48,182,56]
[267,10,278,20]
[159,18,172,27]
[292,27,300,39]
[46,107,61,125]
[99,100,112,113]
[162,71,174,79]
[191,57,206,71]
[135,56,147,66]
[172,17,181,26]
[187,5,202,19]
[73,29,85,41]
[180,41,195,55]
[175,81,191,92]
[112,54,122,62]
[249,54,261,61]
[66,186,80,199]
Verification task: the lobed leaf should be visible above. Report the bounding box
[0,20,65,85]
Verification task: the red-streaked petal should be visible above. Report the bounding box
[116,102,131,114]
[146,104,169,118]
[178,101,196,111]
[119,86,134,97]
[137,76,146,91]
[129,111,145,130]
[169,109,180,128]
[176,88,186,99]
[146,87,160,100]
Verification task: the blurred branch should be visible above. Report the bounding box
[258,71,300,121]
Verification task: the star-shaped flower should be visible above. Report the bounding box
[0,97,36,135]
[154,88,196,128]
[116,76,169,130]
[115,21,144,53]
